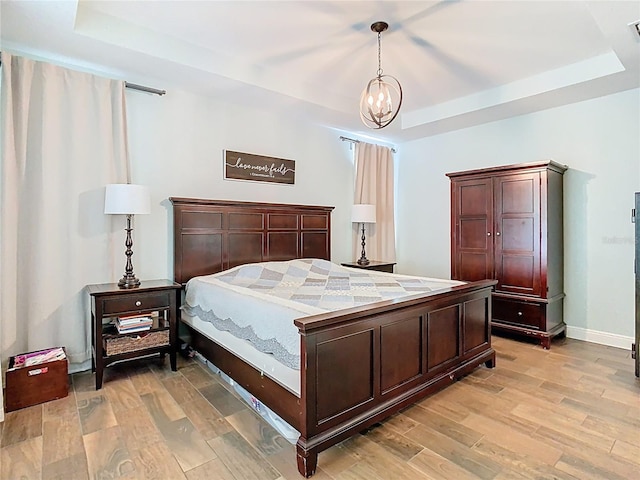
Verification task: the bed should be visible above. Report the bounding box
[170,197,496,477]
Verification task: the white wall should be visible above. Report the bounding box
[122,88,355,283]
[396,88,640,342]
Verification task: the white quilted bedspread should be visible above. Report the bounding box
[183,259,464,369]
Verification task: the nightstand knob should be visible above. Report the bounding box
[135,301,142,307]
[517,311,523,316]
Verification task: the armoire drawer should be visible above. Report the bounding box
[492,297,543,330]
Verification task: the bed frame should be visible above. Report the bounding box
[170,197,496,477]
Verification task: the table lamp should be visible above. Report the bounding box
[352,204,376,265]
[104,184,151,288]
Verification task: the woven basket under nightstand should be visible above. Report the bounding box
[103,330,169,356]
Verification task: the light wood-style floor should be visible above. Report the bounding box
[1,335,639,480]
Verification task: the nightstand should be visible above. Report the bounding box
[341,261,396,273]
[86,279,181,389]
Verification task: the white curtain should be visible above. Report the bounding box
[353,142,396,262]
[0,52,130,414]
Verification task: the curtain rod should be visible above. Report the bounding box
[340,135,396,153]
[0,52,166,96]
[124,82,166,96]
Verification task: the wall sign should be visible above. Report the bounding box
[224,150,295,185]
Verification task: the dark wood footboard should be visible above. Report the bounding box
[294,279,496,477]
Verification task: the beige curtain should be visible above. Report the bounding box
[0,53,130,416]
[353,142,396,262]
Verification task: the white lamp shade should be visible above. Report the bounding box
[352,204,376,224]
[104,184,151,215]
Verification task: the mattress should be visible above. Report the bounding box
[181,311,302,395]
[182,258,465,394]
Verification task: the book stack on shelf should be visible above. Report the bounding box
[116,314,153,334]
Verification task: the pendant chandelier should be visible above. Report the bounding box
[359,21,403,129]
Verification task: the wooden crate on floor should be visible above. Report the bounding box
[4,347,68,412]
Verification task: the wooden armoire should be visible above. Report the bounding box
[447,161,567,349]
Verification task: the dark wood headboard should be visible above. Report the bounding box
[170,198,334,285]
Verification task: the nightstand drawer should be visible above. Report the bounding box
[101,292,171,315]
[492,297,543,330]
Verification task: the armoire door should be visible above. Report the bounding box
[451,177,494,281]
[493,172,542,296]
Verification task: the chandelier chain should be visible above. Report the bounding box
[377,32,383,77]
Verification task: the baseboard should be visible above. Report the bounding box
[566,326,634,350]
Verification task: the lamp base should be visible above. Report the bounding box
[357,222,370,266]
[118,214,141,289]
[118,274,141,289]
